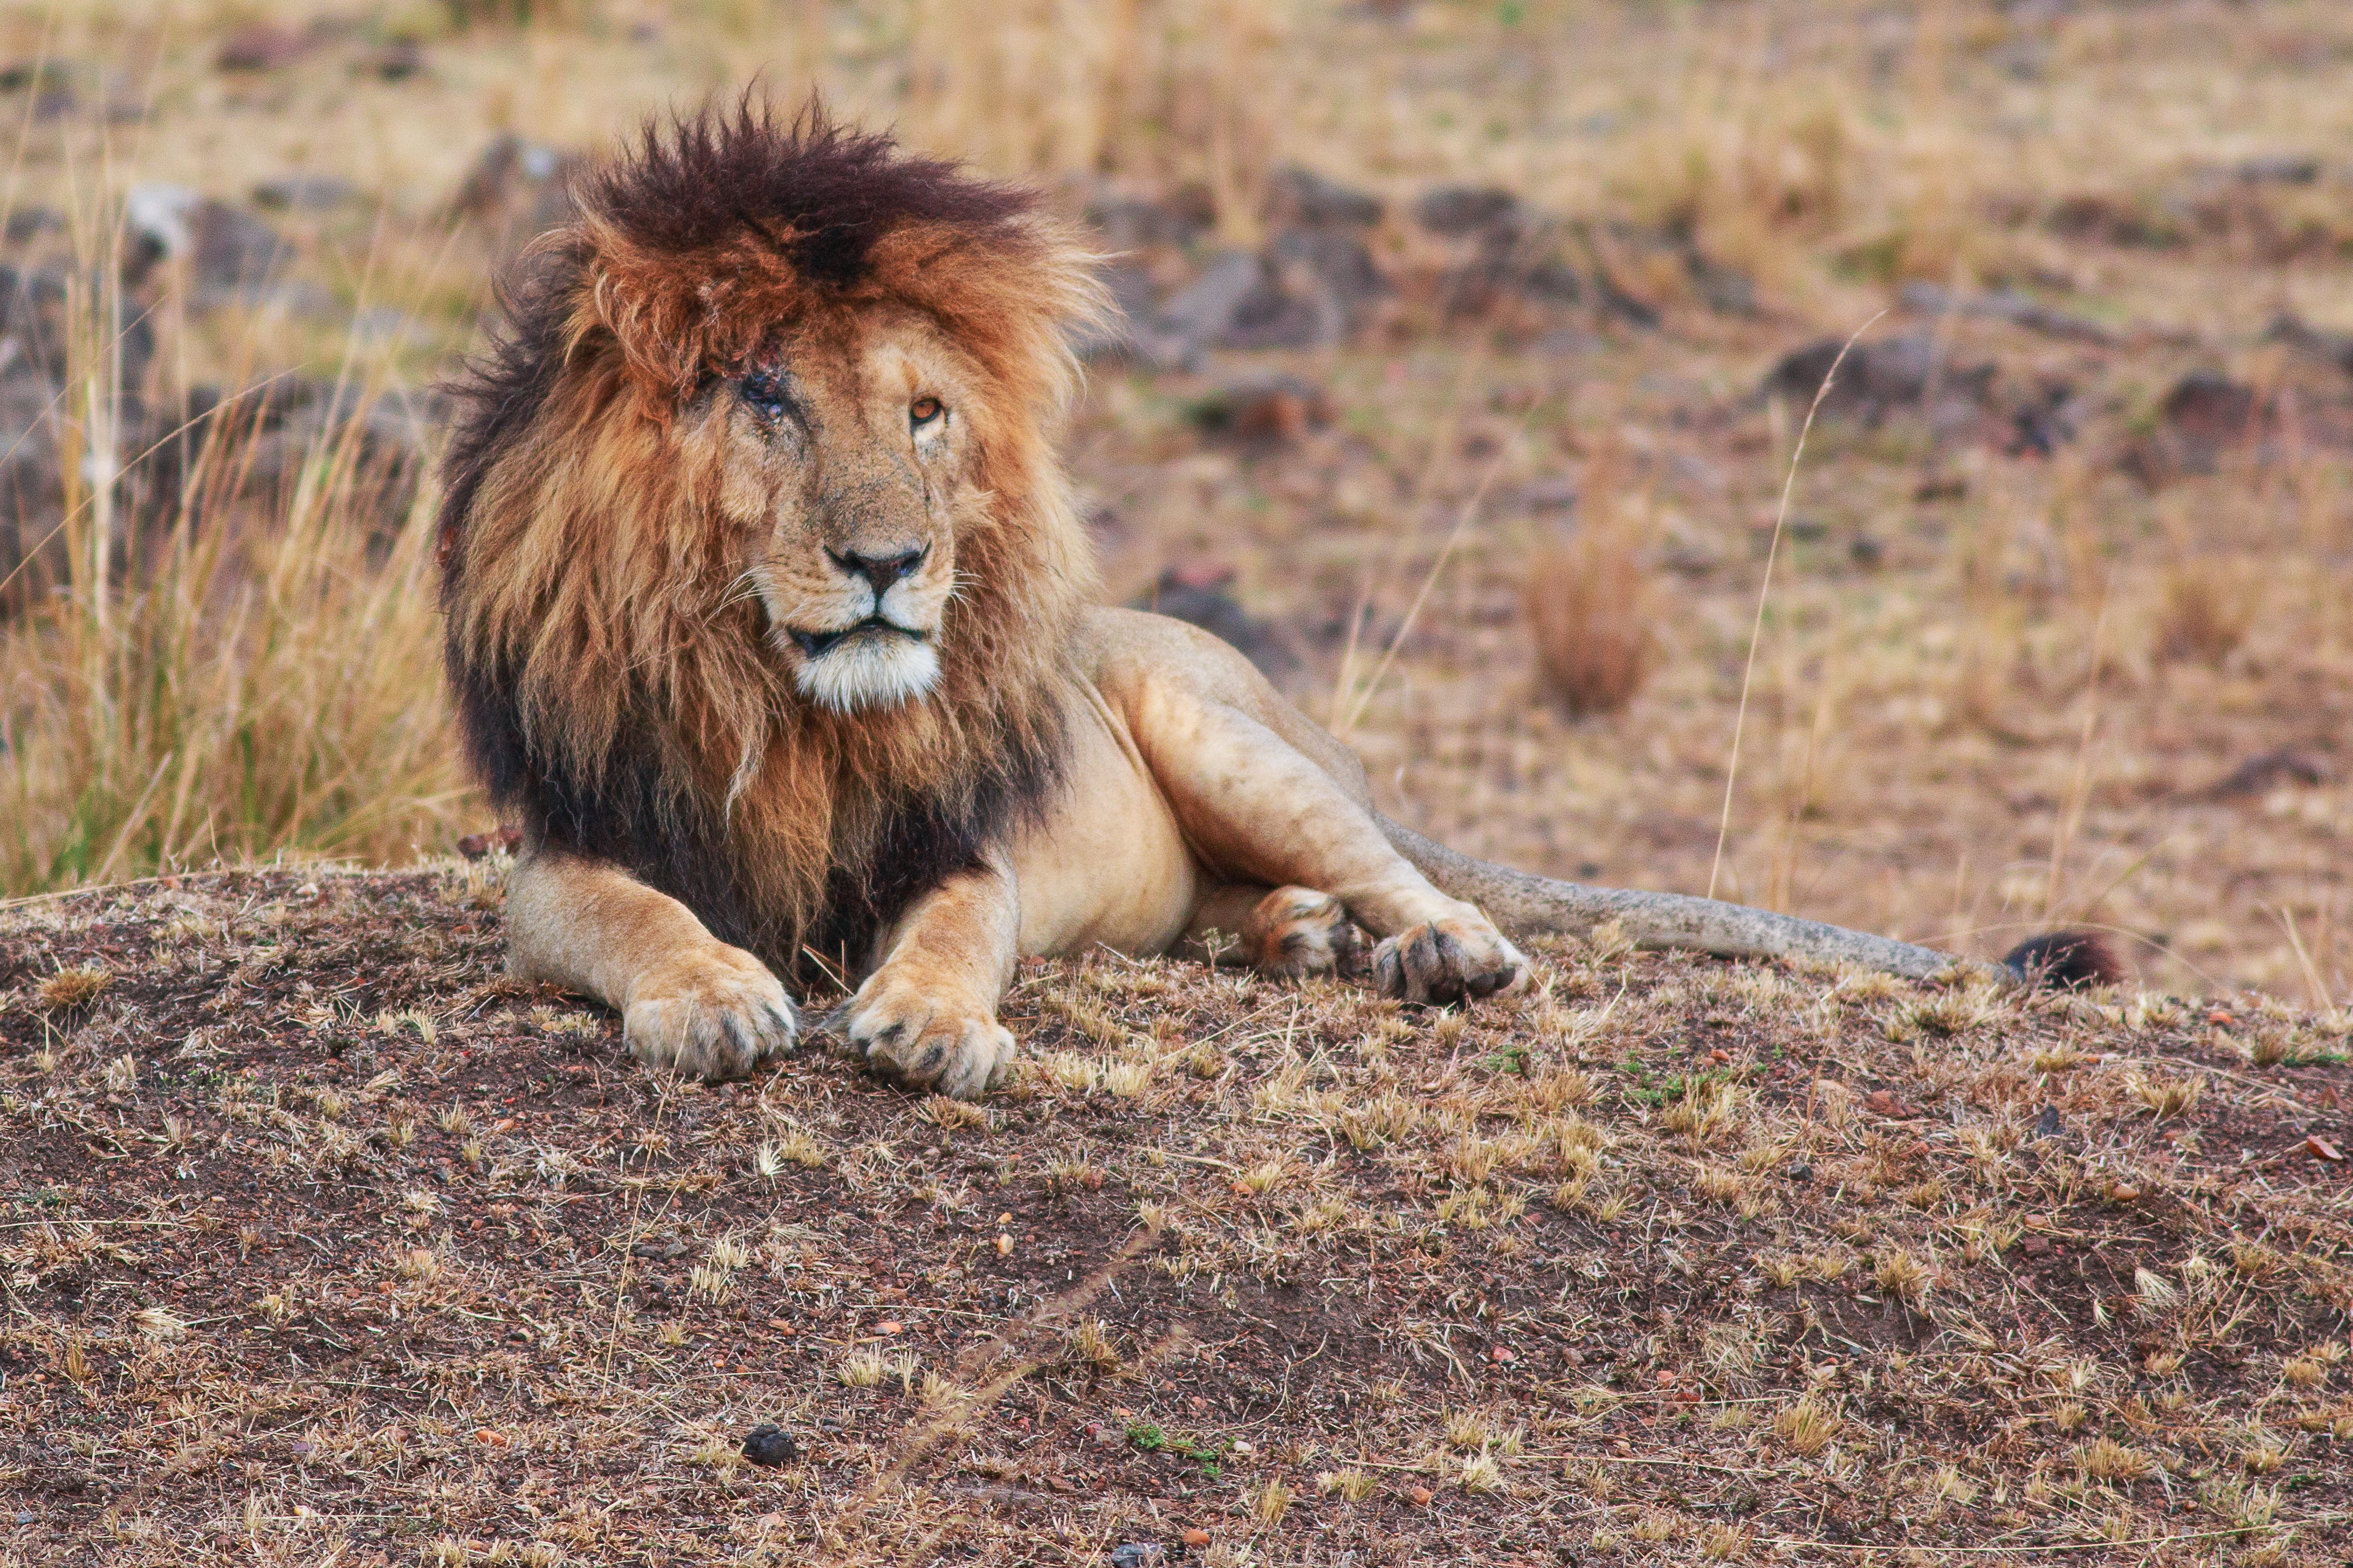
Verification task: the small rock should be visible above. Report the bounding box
[122,184,200,270]
[1083,186,1215,252]
[741,1424,800,1467]
[1763,334,1995,426]
[2263,312,2353,378]
[3,206,61,243]
[1150,249,1265,363]
[1864,1089,1920,1119]
[1265,226,1385,340]
[122,188,292,306]
[2032,1105,2064,1140]
[2202,747,2327,800]
[1185,371,1331,446]
[356,41,427,82]
[1263,166,1382,230]
[0,62,81,120]
[215,25,311,73]
[1785,1163,1814,1184]
[1898,280,2110,344]
[1109,1545,1165,1568]
[1414,185,1523,238]
[1181,1528,1212,1548]
[2005,378,2082,457]
[252,175,360,212]
[2236,154,2321,185]
[449,133,577,237]
[2160,370,2258,449]
[1684,249,1756,316]
[2021,1234,2052,1258]
[1406,1485,1433,1507]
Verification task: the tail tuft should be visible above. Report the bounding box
[2001,929,2128,990]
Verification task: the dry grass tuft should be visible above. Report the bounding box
[2127,1073,2202,1119]
[35,963,112,1011]
[1524,528,1659,718]
[1773,1398,1841,1456]
[2075,1436,2155,1483]
[2152,563,2261,668]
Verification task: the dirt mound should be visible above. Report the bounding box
[2,870,2348,1564]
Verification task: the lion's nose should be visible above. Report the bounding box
[831,544,928,598]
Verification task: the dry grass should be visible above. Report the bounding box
[1524,528,1659,718]
[0,357,464,891]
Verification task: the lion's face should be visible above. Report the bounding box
[703,310,988,714]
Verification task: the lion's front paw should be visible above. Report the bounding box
[833,980,1014,1101]
[1246,886,1363,979]
[622,946,798,1081]
[1371,916,1526,1005]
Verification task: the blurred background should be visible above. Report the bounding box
[1,0,2348,1002]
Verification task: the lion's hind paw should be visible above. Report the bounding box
[1246,886,1363,979]
[1371,918,1526,1007]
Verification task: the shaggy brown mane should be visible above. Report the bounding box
[438,101,1105,975]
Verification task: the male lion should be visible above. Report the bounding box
[441,107,2112,1098]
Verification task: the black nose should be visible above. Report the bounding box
[832,545,928,597]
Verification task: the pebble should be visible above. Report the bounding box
[741,1424,800,1467]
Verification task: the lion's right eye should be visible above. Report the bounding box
[739,371,793,420]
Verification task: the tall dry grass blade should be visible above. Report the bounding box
[1708,311,1882,902]
[2041,587,2110,923]
[1334,423,1526,740]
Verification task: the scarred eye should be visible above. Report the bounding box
[740,370,793,421]
[910,396,944,428]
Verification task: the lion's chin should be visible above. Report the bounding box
[790,630,942,714]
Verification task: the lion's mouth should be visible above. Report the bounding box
[788,616,926,660]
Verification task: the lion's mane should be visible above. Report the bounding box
[438,102,1104,975]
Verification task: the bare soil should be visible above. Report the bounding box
[4,867,2349,1565]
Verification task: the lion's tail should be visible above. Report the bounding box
[1380,816,2124,988]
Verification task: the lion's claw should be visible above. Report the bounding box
[831,980,1014,1100]
[1371,917,1526,1006]
[623,946,798,1080]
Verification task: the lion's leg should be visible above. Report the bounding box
[505,848,797,1080]
[1129,682,1526,1005]
[831,859,1021,1100]
[1183,884,1361,978]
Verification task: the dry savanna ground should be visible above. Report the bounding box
[1,867,2349,1566]
[2,0,2353,1564]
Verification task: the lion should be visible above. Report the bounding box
[439,105,2116,1098]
